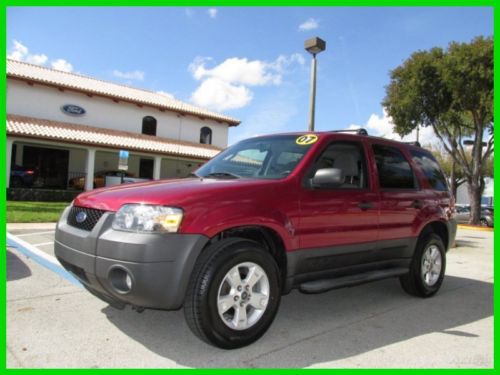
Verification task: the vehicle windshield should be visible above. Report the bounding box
[195,135,318,179]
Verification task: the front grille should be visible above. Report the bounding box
[67,206,106,231]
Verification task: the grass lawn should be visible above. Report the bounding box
[7,201,69,223]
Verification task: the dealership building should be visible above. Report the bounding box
[6,59,240,192]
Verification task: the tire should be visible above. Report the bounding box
[400,233,446,298]
[184,238,281,349]
[480,218,489,227]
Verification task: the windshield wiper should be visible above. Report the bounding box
[203,172,240,179]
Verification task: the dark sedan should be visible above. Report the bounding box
[455,205,493,227]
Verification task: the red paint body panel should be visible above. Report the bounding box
[73,132,454,253]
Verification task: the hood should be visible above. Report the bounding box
[73,177,278,212]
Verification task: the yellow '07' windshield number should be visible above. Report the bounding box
[296,134,318,145]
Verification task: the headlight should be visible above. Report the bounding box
[112,204,183,233]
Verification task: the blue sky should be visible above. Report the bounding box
[7,6,493,145]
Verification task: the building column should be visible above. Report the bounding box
[85,148,96,191]
[6,138,14,188]
[153,156,162,180]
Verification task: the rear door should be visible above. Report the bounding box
[371,143,425,257]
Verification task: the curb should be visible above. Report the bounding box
[457,224,494,232]
[6,222,57,231]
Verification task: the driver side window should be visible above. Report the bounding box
[310,141,368,189]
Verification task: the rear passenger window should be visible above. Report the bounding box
[372,144,416,189]
[411,150,448,191]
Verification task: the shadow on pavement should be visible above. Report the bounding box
[101,275,492,368]
[7,249,32,281]
[455,240,480,248]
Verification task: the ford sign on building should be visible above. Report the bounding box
[61,104,86,116]
[6,58,240,194]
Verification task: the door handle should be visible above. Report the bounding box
[412,200,423,209]
[358,201,373,210]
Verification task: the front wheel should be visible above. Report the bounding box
[400,233,446,297]
[184,238,281,349]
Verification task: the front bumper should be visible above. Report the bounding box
[54,206,209,310]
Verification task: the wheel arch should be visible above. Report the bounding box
[204,225,288,290]
[419,221,449,250]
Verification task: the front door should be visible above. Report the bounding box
[297,140,380,273]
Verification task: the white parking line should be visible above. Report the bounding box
[7,232,81,287]
[15,230,56,237]
[7,233,60,266]
[32,242,55,247]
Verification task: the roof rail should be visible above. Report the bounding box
[330,128,369,136]
[403,141,421,147]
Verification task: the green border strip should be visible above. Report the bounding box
[2,2,497,372]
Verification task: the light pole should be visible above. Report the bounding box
[304,37,326,132]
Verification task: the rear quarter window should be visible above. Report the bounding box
[410,150,449,191]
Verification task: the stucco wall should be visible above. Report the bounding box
[7,79,229,148]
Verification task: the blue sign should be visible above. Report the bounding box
[61,104,86,116]
[118,150,129,171]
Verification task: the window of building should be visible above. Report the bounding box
[372,144,416,189]
[200,127,212,144]
[411,150,448,191]
[142,116,157,136]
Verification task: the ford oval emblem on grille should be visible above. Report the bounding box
[76,211,87,223]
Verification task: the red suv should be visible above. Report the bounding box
[55,130,457,349]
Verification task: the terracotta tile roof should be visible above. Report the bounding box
[7,59,240,126]
[7,115,222,160]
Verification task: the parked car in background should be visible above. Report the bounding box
[10,164,36,187]
[455,205,494,227]
[69,170,135,190]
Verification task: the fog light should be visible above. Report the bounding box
[109,267,133,293]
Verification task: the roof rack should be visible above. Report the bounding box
[403,141,421,147]
[330,128,369,136]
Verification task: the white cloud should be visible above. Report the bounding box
[188,54,305,111]
[349,110,437,146]
[7,40,29,61]
[51,59,73,72]
[112,69,145,81]
[8,40,48,66]
[208,8,217,18]
[299,18,319,31]
[8,39,73,72]
[190,57,279,86]
[156,90,175,99]
[191,78,252,112]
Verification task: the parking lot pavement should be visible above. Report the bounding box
[6,228,493,368]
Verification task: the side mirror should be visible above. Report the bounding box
[311,168,343,188]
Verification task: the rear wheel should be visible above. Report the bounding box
[480,218,489,227]
[400,233,446,297]
[184,238,281,349]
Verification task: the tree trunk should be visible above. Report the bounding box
[467,180,483,225]
[450,158,457,199]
